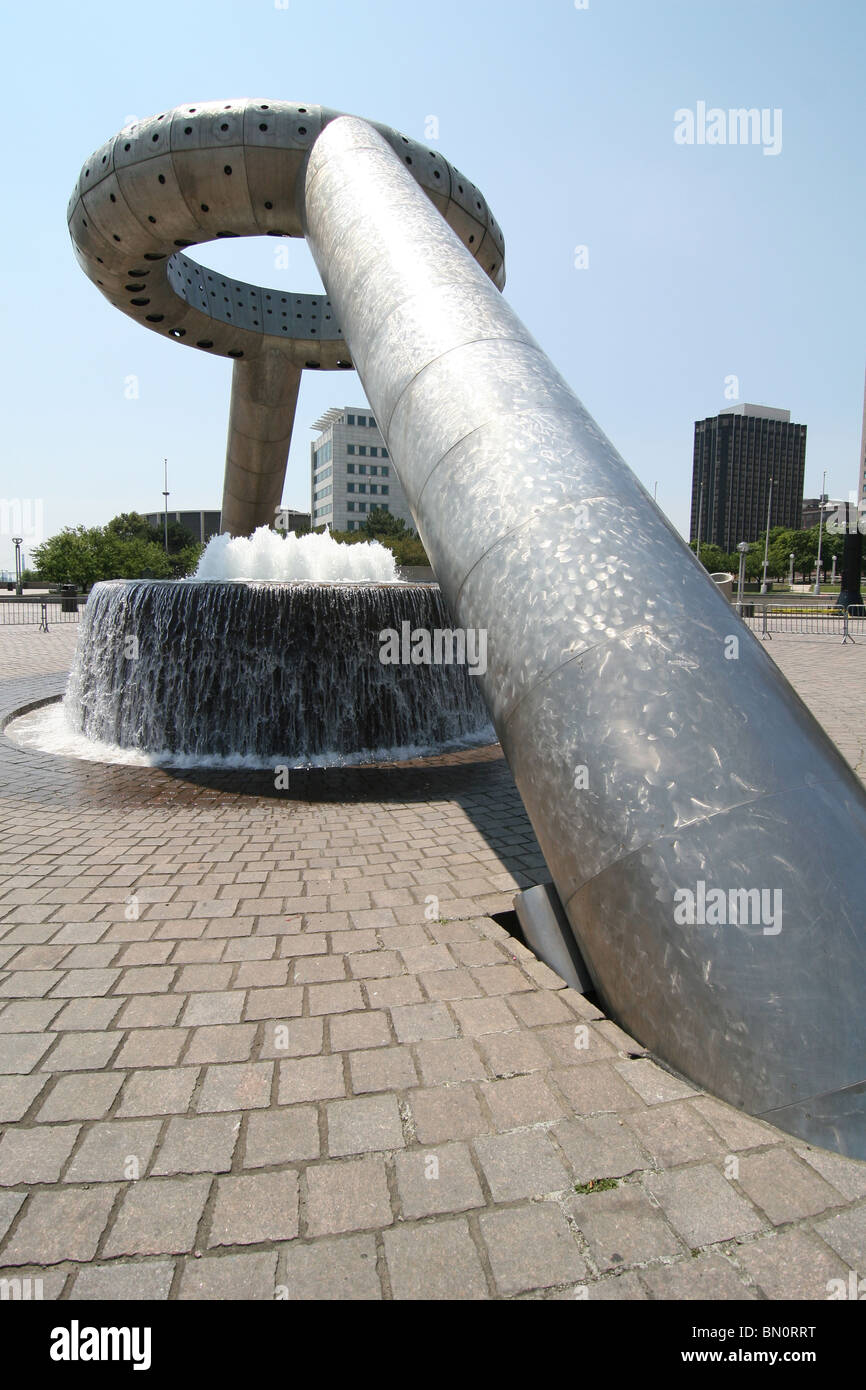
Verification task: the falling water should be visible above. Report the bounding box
[64,580,491,763]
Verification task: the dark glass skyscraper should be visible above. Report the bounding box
[691,404,807,552]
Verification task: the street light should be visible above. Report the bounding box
[736,541,750,610]
[11,536,23,596]
[788,551,795,588]
[760,477,774,594]
[813,469,827,596]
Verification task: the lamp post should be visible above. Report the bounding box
[736,540,749,611]
[813,470,827,596]
[11,536,23,596]
[760,477,774,594]
[788,551,795,588]
[162,459,169,553]
[831,553,837,586]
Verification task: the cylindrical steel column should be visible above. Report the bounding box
[220,351,302,537]
[303,117,866,1157]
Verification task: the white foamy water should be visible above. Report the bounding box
[6,700,494,770]
[193,526,402,583]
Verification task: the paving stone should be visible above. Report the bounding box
[64,1119,162,1183]
[0,1190,24,1241]
[418,968,481,1001]
[327,1094,405,1156]
[118,1068,198,1118]
[329,1011,391,1052]
[508,990,573,1028]
[415,1039,486,1086]
[1,1186,119,1266]
[178,1249,277,1299]
[244,1107,320,1167]
[50,968,120,997]
[234,960,288,988]
[115,1028,188,1068]
[208,1170,299,1246]
[794,1144,866,1200]
[553,1114,651,1184]
[383,1219,488,1300]
[409,1085,490,1143]
[39,1031,120,1071]
[71,1260,175,1300]
[639,1253,754,1300]
[390,1002,456,1043]
[180,992,245,1025]
[481,1073,565,1128]
[151,1114,241,1175]
[566,1185,683,1270]
[399,944,456,974]
[349,1046,418,1094]
[469,964,533,996]
[0,1000,64,1032]
[260,1017,324,1059]
[552,1062,647,1116]
[480,1204,586,1295]
[450,996,516,1036]
[279,1234,381,1300]
[363,976,424,1009]
[304,1156,393,1236]
[184,1024,257,1065]
[197,1062,273,1113]
[812,1205,866,1268]
[278,1056,344,1105]
[691,1095,783,1151]
[479,1030,550,1077]
[0,1123,80,1185]
[0,1033,53,1074]
[102,1176,211,1256]
[538,1022,616,1067]
[474,1130,570,1202]
[645,1164,765,1247]
[38,1072,123,1122]
[279,933,328,957]
[294,955,346,984]
[615,1058,699,1104]
[0,1074,48,1122]
[453,940,508,967]
[395,1142,485,1217]
[580,1272,649,1300]
[735,1148,844,1225]
[623,1101,725,1167]
[347,950,403,979]
[735,1226,851,1300]
[307,982,365,1016]
[115,995,184,1029]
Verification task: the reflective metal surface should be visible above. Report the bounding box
[303,117,866,1158]
[68,101,503,534]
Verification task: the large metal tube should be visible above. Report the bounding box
[220,352,301,536]
[302,117,866,1157]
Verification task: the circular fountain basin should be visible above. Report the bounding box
[61,579,492,765]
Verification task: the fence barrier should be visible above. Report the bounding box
[739,604,866,643]
[0,597,87,629]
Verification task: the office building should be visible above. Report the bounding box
[310,407,415,532]
[691,403,807,551]
[145,509,222,544]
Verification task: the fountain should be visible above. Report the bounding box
[59,529,491,766]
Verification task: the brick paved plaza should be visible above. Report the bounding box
[1,624,865,1300]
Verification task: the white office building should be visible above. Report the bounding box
[310,406,415,533]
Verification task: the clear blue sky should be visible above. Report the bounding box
[2,0,863,574]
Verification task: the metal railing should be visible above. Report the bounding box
[739,603,866,643]
[0,596,87,629]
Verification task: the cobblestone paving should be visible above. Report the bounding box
[0,625,864,1300]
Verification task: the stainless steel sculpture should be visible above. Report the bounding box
[67,101,503,537]
[70,104,866,1158]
